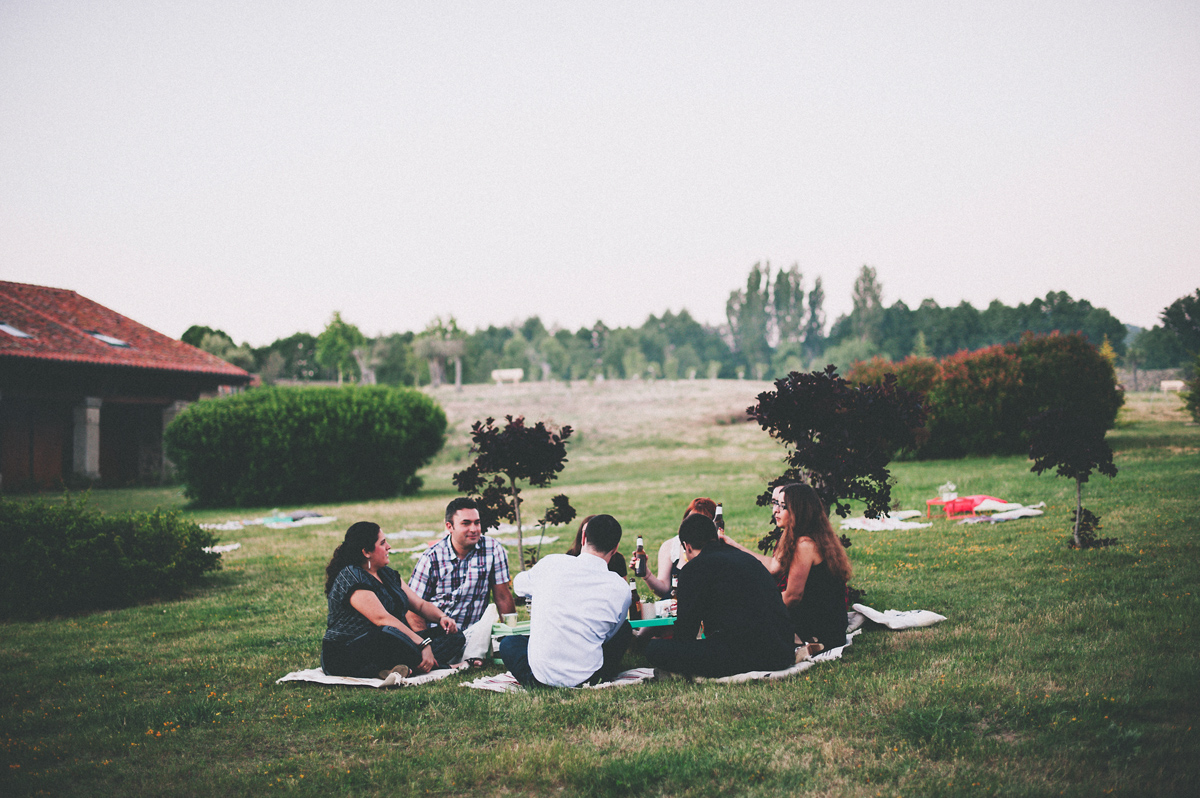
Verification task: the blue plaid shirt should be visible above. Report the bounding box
[408,534,511,628]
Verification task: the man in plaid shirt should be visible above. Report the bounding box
[407,498,516,643]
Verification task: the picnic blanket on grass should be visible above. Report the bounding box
[276,662,468,688]
[840,511,931,531]
[460,631,860,693]
[277,604,944,691]
[957,501,1045,524]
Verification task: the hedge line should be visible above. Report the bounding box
[164,385,446,507]
[0,496,220,619]
[848,332,1122,459]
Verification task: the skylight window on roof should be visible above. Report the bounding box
[0,322,32,338]
[88,331,130,347]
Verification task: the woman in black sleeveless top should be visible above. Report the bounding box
[724,483,851,651]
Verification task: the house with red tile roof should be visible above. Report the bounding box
[0,281,251,490]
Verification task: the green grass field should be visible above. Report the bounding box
[3,383,1198,796]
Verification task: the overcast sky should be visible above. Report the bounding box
[2,2,1197,346]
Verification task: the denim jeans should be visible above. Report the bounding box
[499,621,632,687]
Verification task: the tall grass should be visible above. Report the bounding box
[2,383,1197,796]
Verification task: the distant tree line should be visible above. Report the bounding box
[182,270,1199,387]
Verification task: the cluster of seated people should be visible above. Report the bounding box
[322,483,852,686]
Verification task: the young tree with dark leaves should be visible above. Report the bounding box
[1028,407,1119,549]
[452,416,575,570]
[747,365,927,552]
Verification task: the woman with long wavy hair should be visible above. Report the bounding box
[322,521,465,679]
[724,483,851,650]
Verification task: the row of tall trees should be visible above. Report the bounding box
[184,268,1197,387]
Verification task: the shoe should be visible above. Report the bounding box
[651,668,689,683]
[377,664,411,680]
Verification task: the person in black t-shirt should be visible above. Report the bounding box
[644,514,795,678]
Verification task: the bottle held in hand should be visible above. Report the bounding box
[714,503,724,533]
[628,575,643,621]
[633,535,648,577]
[668,573,679,617]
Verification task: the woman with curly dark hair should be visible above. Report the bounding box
[322,521,465,678]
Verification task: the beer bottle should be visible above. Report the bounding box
[668,573,679,617]
[714,503,724,533]
[633,535,648,577]
[628,575,643,621]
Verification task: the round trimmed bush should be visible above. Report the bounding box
[164,386,446,507]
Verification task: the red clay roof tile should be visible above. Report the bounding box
[0,281,250,380]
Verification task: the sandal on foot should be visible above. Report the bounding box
[378,664,411,680]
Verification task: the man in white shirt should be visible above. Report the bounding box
[500,514,633,687]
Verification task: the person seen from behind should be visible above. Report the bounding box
[644,513,794,678]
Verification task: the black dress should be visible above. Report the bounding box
[788,560,847,650]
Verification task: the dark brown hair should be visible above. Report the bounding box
[324,521,381,595]
[565,514,596,557]
[776,483,852,584]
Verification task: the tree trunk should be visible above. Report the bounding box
[1073,478,1083,547]
[454,357,462,392]
[510,474,524,571]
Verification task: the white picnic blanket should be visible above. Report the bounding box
[494,535,560,547]
[957,501,1046,524]
[851,603,946,629]
[840,511,931,531]
[460,632,859,693]
[200,514,337,531]
[461,667,660,693]
[276,662,468,688]
[278,604,944,692]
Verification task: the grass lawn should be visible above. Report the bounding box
[2,383,1198,796]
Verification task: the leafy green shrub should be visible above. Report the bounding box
[165,386,446,507]
[851,333,1122,460]
[923,344,1026,458]
[1012,331,1123,435]
[848,355,940,396]
[0,495,221,618]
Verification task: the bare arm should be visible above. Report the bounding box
[349,589,438,673]
[642,539,674,598]
[722,534,782,575]
[401,581,458,634]
[349,589,426,645]
[493,581,516,615]
[780,539,817,607]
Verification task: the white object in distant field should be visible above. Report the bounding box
[1161,380,1185,392]
[491,368,524,384]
